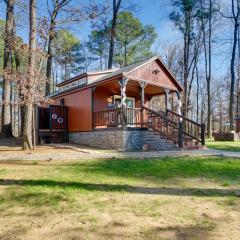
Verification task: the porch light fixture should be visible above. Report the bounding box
[152,69,160,75]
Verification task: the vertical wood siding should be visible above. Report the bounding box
[54,88,92,132]
[127,60,178,90]
[94,87,111,111]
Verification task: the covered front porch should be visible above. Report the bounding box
[92,77,177,129]
[91,76,204,149]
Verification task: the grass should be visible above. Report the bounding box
[0,157,240,239]
[206,139,240,152]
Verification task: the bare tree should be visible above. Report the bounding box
[45,0,72,95]
[1,0,14,138]
[23,0,36,150]
[157,42,184,82]
[199,0,214,137]
[219,0,240,130]
[229,0,240,131]
[45,0,103,94]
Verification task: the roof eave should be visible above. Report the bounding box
[50,73,124,98]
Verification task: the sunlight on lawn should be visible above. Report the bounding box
[0,157,240,239]
[206,139,240,152]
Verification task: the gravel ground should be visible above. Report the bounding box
[0,143,239,161]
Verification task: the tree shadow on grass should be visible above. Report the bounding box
[0,179,240,197]
[0,189,69,208]
[84,157,240,183]
[1,157,240,187]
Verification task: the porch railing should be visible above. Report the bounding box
[93,106,205,147]
[93,107,142,128]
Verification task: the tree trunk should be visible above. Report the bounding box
[196,66,199,123]
[207,0,212,138]
[229,20,239,131]
[45,18,55,95]
[182,9,191,117]
[2,0,15,138]
[124,42,127,66]
[23,0,36,150]
[100,54,103,70]
[108,0,122,69]
[200,0,212,137]
[23,103,33,150]
[219,96,222,132]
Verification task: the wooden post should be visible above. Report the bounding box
[49,105,52,131]
[164,88,170,114]
[118,78,128,127]
[201,123,205,145]
[139,81,146,126]
[164,88,170,129]
[175,90,184,147]
[178,121,184,148]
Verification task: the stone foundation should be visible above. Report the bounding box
[69,128,177,151]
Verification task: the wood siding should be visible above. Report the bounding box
[53,88,92,132]
[94,86,111,111]
[126,59,179,91]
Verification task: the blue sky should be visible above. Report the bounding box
[0,0,181,44]
[99,0,181,44]
[0,0,232,76]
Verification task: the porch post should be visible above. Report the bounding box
[175,91,182,116]
[139,81,147,126]
[91,86,96,130]
[118,78,128,127]
[164,88,170,115]
[175,91,184,148]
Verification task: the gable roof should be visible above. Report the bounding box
[50,56,183,98]
[91,56,158,83]
[90,56,183,91]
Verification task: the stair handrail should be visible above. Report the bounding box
[167,109,201,126]
[142,106,180,144]
[167,109,205,145]
[142,106,178,126]
[142,106,205,146]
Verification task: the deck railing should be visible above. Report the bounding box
[93,106,205,147]
[93,107,142,128]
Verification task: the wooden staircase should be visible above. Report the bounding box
[142,107,205,148]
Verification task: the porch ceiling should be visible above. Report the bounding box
[95,79,166,100]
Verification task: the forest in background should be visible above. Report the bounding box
[0,0,239,149]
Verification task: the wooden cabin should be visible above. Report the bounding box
[39,56,205,150]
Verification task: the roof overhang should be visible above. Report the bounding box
[51,56,183,98]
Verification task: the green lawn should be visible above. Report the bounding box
[206,139,240,152]
[0,157,240,239]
